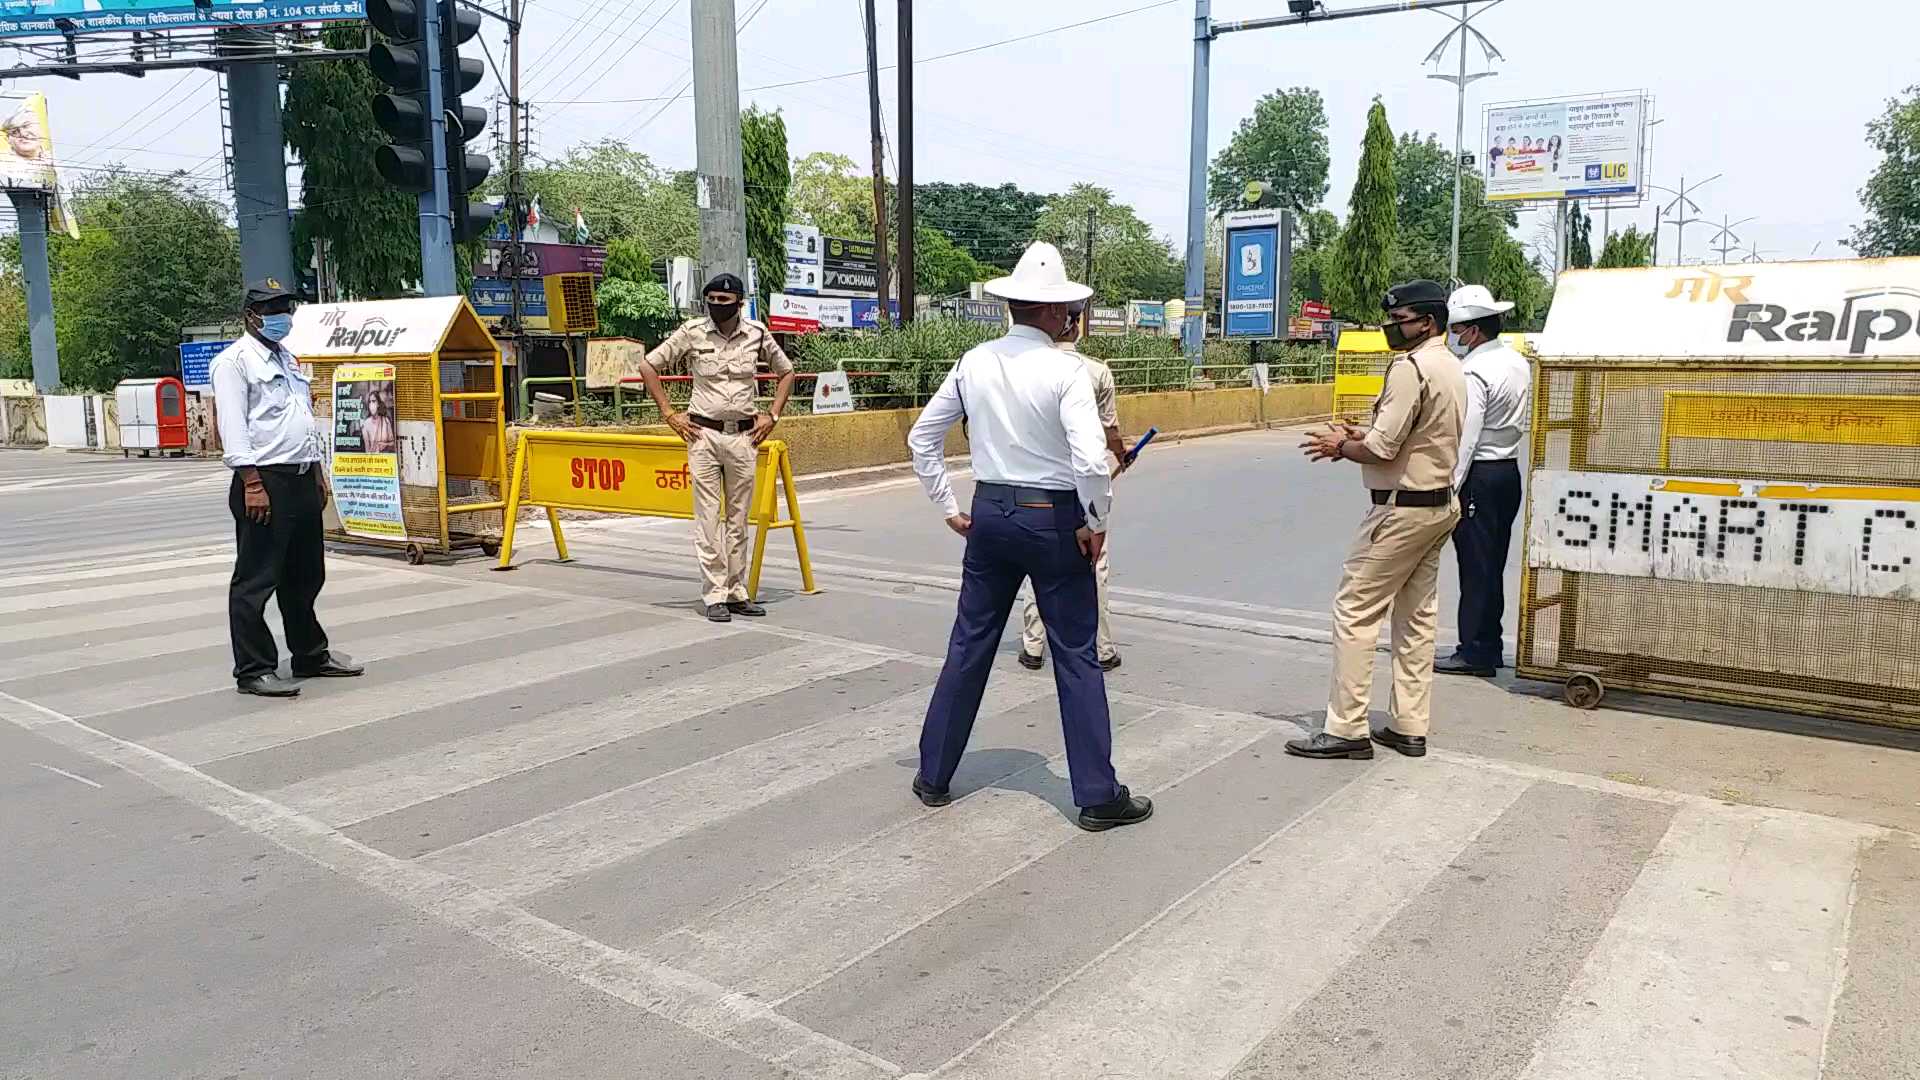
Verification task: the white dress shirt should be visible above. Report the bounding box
[211,333,322,469]
[909,324,1113,532]
[1453,336,1532,489]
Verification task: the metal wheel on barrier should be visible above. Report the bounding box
[405,543,427,566]
[480,539,501,557]
[1564,673,1605,710]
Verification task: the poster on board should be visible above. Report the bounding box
[329,364,406,540]
[1484,94,1645,203]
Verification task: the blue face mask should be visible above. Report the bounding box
[257,313,293,342]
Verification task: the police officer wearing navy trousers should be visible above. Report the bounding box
[906,243,1152,832]
[1436,285,1530,678]
[210,279,363,698]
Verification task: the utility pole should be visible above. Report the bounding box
[1423,0,1503,282]
[1651,173,1719,268]
[417,0,457,295]
[863,0,893,326]
[505,0,526,413]
[1084,206,1096,290]
[691,0,748,284]
[1184,0,1482,361]
[895,0,915,323]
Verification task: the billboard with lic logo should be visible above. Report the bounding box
[1483,93,1646,203]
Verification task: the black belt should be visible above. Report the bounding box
[976,481,1075,506]
[688,413,756,435]
[1371,488,1452,507]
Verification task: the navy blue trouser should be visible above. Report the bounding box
[1452,458,1522,668]
[919,485,1121,808]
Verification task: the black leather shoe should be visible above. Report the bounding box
[1435,654,1496,677]
[704,603,732,622]
[911,776,952,807]
[293,655,363,678]
[1371,726,1428,757]
[236,673,301,698]
[1098,653,1122,672]
[1284,732,1375,760]
[726,600,767,617]
[1018,651,1045,670]
[1077,787,1153,832]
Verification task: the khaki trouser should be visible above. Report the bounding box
[1325,501,1460,740]
[688,428,757,605]
[1021,538,1114,660]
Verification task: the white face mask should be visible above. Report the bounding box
[1446,329,1472,358]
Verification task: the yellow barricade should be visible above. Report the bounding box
[494,430,817,597]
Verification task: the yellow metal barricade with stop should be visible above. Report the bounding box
[493,429,817,598]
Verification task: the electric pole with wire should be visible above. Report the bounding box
[1423,0,1504,282]
[691,0,748,285]
[863,0,893,326]
[896,0,915,323]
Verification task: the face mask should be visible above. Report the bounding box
[1446,330,1471,358]
[706,301,741,324]
[1382,317,1427,352]
[256,313,293,342]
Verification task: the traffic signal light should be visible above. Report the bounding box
[367,0,495,241]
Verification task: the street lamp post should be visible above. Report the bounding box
[1183,0,1484,360]
[1705,214,1756,264]
[1423,1,1505,282]
[1649,173,1721,267]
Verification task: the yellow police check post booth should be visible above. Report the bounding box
[494,430,817,600]
[287,296,508,564]
[1518,258,1920,728]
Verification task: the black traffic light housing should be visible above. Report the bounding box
[368,0,495,241]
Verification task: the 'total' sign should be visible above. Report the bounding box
[1528,469,1919,601]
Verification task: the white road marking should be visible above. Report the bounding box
[270,645,892,827]
[0,568,239,615]
[0,572,406,647]
[30,762,104,788]
[0,688,902,1080]
[0,552,235,591]
[931,758,1532,1080]
[417,678,1054,900]
[149,617,729,765]
[54,595,600,719]
[1516,803,1874,1080]
[656,704,1289,1005]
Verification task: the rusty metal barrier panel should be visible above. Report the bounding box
[1518,261,1920,727]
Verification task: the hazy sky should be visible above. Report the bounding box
[12,0,1914,266]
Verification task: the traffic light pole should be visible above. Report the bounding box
[419,0,457,296]
[1182,0,1481,360]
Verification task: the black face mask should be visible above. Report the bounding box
[706,301,741,324]
[1383,316,1430,352]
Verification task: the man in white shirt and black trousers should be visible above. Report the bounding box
[210,279,363,699]
[1437,285,1531,678]
[906,243,1153,833]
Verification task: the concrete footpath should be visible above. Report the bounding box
[3,432,1918,1080]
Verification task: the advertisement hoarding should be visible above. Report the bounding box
[1088,307,1127,336]
[1221,209,1290,340]
[2,0,366,38]
[1484,94,1646,203]
[820,234,880,298]
[469,277,550,330]
[476,241,606,280]
[1127,301,1166,332]
[784,223,822,294]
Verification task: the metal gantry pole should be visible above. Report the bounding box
[419,0,456,295]
[7,190,59,391]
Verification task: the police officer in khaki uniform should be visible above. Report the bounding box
[1286,280,1467,761]
[635,273,797,622]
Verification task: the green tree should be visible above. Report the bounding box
[790,151,873,237]
[913,226,990,297]
[283,23,422,298]
[1292,208,1341,314]
[1032,183,1183,305]
[914,181,1049,270]
[522,141,698,262]
[1567,201,1593,269]
[595,278,679,343]
[1208,87,1332,214]
[23,172,240,390]
[0,255,27,379]
[602,237,654,283]
[1386,132,1524,284]
[740,107,790,302]
[1327,99,1398,322]
[1596,224,1656,268]
[1847,85,1920,257]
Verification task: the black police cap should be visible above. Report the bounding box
[243,277,296,308]
[703,273,746,297]
[1381,279,1448,312]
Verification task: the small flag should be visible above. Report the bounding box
[526,195,542,232]
[572,207,589,244]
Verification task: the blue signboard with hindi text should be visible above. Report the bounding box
[2,0,365,38]
[178,340,231,393]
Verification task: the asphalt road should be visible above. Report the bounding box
[4,434,1918,1080]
